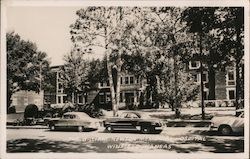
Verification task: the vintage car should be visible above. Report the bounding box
[103,111,163,134]
[210,109,244,135]
[48,112,102,132]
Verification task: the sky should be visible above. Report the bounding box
[7,6,104,66]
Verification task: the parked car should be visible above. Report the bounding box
[210,109,244,135]
[103,111,163,134]
[48,112,102,132]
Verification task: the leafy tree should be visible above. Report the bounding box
[219,7,244,109]
[70,7,138,116]
[181,7,219,119]
[121,7,199,117]
[60,51,90,105]
[182,7,244,114]
[7,32,51,109]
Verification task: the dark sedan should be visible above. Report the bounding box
[103,112,163,134]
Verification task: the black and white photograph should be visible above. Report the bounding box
[1,0,249,159]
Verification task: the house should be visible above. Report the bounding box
[10,90,44,113]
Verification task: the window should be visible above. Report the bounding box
[202,73,208,83]
[227,88,236,100]
[120,77,123,85]
[106,92,111,102]
[63,96,67,103]
[78,95,84,104]
[119,92,123,102]
[130,76,134,84]
[189,61,200,69]
[57,96,61,104]
[100,82,104,87]
[136,77,139,84]
[193,74,199,82]
[99,93,105,104]
[58,83,63,93]
[227,70,236,86]
[107,80,110,86]
[63,114,70,119]
[229,90,235,100]
[125,77,129,84]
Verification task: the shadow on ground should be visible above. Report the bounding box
[7,134,244,153]
[7,138,131,153]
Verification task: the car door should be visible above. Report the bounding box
[232,112,244,132]
[129,113,140,129]
[114,113,135,130]
[56,114,71,128]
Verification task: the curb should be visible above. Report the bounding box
[7,126,48,129]
[163,119,211,128]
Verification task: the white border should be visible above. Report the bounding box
[1,0,249,159]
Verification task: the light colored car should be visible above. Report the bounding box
[48,112,102,132]
[210,109,244,135]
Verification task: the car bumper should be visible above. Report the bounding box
[209,125,218,131]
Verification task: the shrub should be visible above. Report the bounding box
[8,106,16,114]
[24,104,39,118]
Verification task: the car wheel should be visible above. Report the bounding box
[105,125,113,133]
[141,126,150,134]
[78,126,84,132]
[219,125,232,135]
[49,125,56,131]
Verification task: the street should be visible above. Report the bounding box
[7,127,244,153]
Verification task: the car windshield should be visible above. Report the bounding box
[77,113,91,119]
[63,114,77,119]
[120,112,141,119]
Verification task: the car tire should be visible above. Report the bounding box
[78,126,84,132]
[49,125,56,131]
[141,126,150,134]
[219,125,232,135]
[105,125,113,133]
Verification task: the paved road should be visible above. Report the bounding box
[7,127,244,153]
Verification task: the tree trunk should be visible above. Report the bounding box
[199,33,205,120]
[107,61,117,116]
[208,65,215,100]
[116,63,121,110]
[235,18,241,110]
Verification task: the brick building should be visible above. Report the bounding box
[188,60,241,107]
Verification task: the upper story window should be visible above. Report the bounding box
[202,72,208,83]
[192,72,208,83]
[99,92,105,104]
[125,77,129,84]
[227,70,236,86]
[189,61,200,69]
[130,77,134,84]
[100,82,104,87]
[58,82,64,93]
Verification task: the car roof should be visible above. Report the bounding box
[120,111,149,118]
[64,112,88,116]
